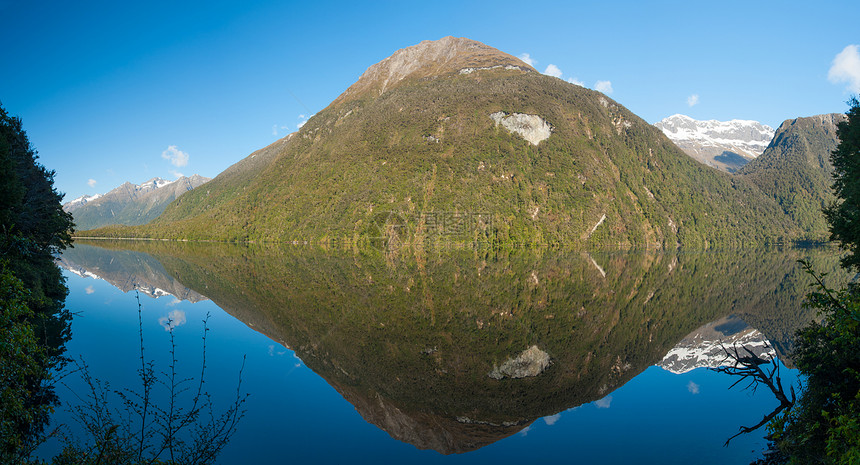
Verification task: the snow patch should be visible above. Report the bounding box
[460,65,522,74]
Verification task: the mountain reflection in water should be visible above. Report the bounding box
[58,241,844,455]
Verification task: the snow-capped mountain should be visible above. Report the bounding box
[63,175,210,230]
[658,315,776,374]
[64,193,103,212]
[57,246,208,303]
[655,114,775,173]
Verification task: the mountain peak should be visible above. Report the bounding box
[655,114,775,173]
[64,175,210,230]
[333,36,535,105]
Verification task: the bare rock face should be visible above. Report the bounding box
[334,36,535,105]
[490,111,552,146]
[488,345,551,379]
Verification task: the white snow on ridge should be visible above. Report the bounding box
[138,177,177,191]
[66,193,103,207]
[66,267,103,281]
[659,325,776,374]
[655,114,775,158]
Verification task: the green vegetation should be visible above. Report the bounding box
[0,102,73,462]
[766,262,860,464]
[825,97,860,271]
[0,263,54,461]
[739,114,844,241]
[757,99,860,464]
[79,68,801,247]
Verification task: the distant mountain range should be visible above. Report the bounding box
[64,175,210,231]
[81,36,823,247]
[654,114,775,173]
[57,242,208,302]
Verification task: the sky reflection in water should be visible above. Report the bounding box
[43,243,833,464]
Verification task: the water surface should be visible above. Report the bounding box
[43,241,845,464]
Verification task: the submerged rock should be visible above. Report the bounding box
[488,345,551,379]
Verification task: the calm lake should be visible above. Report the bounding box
[39,240,847,464]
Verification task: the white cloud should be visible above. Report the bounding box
[595,395,613,409]
[687,94,700,107]
[296,113,314,130]
[272,124,291,137]
[567,77,585,87]
[169,169,185,179]
[519,425,532,436]
[687,380,700,394]
[87,178,97,188]
[85,286,95,295]
[544,413,561,425]
[595,80,614,94]
[829,44,860,93]
[543,64,563,78]
[158,309,187,332]
[518,53,537,67]
[267,344,287,356]
[161,145,189,168]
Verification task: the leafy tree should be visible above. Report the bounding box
[0,262,54,463]
[761,99,860,464]
[0,102,73,461]
[764,262,860,464]
[0,102,73,255]
[825,97,860,271]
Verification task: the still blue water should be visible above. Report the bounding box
[37,247,809,465]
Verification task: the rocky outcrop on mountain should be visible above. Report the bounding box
[655,114,774,173]
[489,112,552,146]
[65,174,210,230]
[488,345,551,379]
[333,36,535,105]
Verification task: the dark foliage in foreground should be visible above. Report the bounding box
[763,262,860,464]
[0,101,73,463]
[754,99,860,464]
[825,97,860,272]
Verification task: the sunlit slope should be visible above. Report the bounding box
[739,114,845,240]
[84,38,798,246]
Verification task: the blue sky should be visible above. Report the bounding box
[2,0,859,202]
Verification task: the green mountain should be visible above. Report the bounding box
[66,175,210,230]
[82,37,804,247]
[738,114,845,240]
